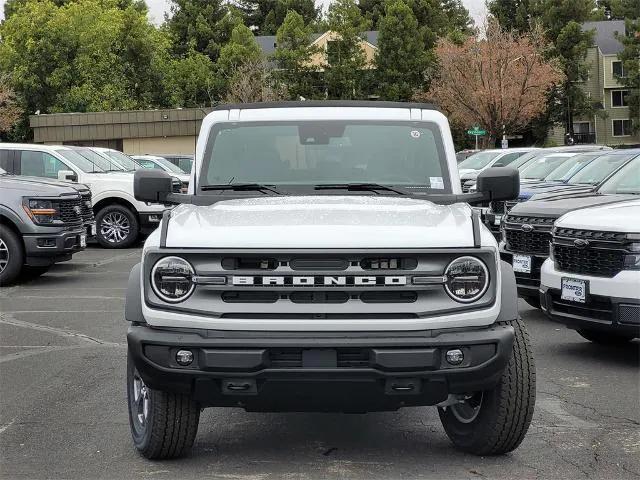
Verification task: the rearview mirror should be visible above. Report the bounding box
[134,169,173,203]
[476,167,519,201]
[58,170,77,182]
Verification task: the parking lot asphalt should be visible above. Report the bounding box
[0,246,638,480]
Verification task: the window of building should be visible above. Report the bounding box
[612,61,626,78]
[612,119,633,137]
[573,122,591,134]
[612,90,629,107]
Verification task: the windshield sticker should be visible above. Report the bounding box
[410,130,421,139]
[430,177,445,189]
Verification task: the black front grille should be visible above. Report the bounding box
[504,215,554,255]
[80,191,94,223]
[549,290,613,322]
[59,198,83,226]
[269,348,370,368]
[553,228,629,277]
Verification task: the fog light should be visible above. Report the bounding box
[446,349,464,365]
[176,349,193,366]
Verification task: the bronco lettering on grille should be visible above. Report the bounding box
[231,276,407,286]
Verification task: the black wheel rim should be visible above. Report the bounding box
[450,392,483,424]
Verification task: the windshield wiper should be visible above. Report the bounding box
[201,183,281,195]
[314,183,411,195]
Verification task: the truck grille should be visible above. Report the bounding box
[79,191,94,223]
[59,198,83,227]
[552,228,628,277]
[503,214,554,255]
[270,348,370,368]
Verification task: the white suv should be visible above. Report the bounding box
[0,144,172,248]
[125,101,535,459]
[540,199,640,344]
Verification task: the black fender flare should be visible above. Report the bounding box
[125,262,145,323]
[496,260,519,322]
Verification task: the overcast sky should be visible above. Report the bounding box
[0,0,487,28]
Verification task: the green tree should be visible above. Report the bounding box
[236,0,319,35]
[616,20,640,131]
[273,10,319,99]
[597,0,640,19]
[163,48,219,107]
[2,0,146,18]
[375,0,431,100]
[323,0,371,99]
[488,0,532,33]
[216,23,262,95]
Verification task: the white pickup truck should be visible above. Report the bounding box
[125,101,535,459]
[0,144,179,248]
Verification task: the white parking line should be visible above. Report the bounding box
[537,398,597,428]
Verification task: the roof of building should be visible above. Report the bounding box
[256,30,379,56]
[582,20,626,55]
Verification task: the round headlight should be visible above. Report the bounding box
[444,256,489,303]
[151,256,195,303]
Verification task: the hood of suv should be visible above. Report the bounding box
[0,175,80,196]
[509,192,638,218]
[518,182,594,200]
[164,196,477,249]
[556,199,640,232]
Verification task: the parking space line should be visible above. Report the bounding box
[0,345,82,364]
[537,398,597,428]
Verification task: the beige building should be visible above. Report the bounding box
[548,20,639,147]
[29,107,213,155]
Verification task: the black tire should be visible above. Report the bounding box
[0,226,24,286]
[438,318,536,455]
[127,351,200,459]
[96,205,139,249]
[576,329,634,345]
[522,295,541,309]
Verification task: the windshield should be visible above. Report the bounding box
[570,153,637,185]
[56,149,105,173]
[75,148,124,172]
[199,121,450,191]
[457,151,501,170]
[520,154,575,180]
[598,156,640,194]
[103,150,139,171]
[544,153,599,181]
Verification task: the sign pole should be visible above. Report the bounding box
[475,134,478,150]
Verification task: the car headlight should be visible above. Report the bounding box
[444,256,489,303]
[23,199,61,225]
[151,256,195,303]
[624,242,640,270]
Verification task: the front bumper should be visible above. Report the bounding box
[540,259,640,338]
[499,246,547,299]
[138,212,164,235]
[23,227,87,266]
[127,323,515,412]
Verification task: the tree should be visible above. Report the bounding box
[488,0,532,33]
[216,23,262,95]
[375,0,431,101]
[163,48,219,107]
[273,10,320,99]
[423,22,564,145]
[323,0,371,99]
[235,0,319,35]
[166,0,236,61]
[0,74,22,136]
[616,20,640,131]
[224,60,287,103]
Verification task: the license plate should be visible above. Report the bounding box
[512,254,532,273]
[561,277,587,303]
[494,215,503,225]
[79,234,87,248]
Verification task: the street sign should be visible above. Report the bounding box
[467,127,487,136]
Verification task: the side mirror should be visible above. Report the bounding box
[58,170,77,182]
[134,169,173,203]
[476,167,519,201]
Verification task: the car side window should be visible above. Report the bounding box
[18,150,68,178]
[138,160,162,170]
[0,149,14,173]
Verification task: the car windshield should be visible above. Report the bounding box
[457,151,501,170]
[103,150,139,171]
[570,153,637,186]
[544,153,600,181]
[597,156,640,194]
[520,154,575,180]
[152,156,188,174]
[199,121,450,191]
[56,149,106,173]
[75,148,124,172]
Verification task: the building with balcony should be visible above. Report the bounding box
[548,20,639,147]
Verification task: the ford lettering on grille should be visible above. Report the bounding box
[232,275,407,286]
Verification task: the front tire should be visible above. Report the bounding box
[438,318,536,455]
[577,329,634,345]
[127,351,200,459]
[96,205,139,248]
[0,227,24,286]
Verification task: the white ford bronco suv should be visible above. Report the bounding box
[125,102,535,459]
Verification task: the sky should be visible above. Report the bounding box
[0,0,487,26]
